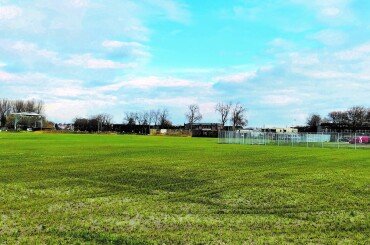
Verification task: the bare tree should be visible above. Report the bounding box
[148,110,156,128]
[346,106,367,130]
[124,112,138,125]
[137,111,149,126]
[73,118,89,131]
[230,103,247,131]
[215,102,232,128]
[185,104,202,130]
[150,109,161,129]
[159,108,172,128]
[0,99,12,127]
[95,113,113,131]
[306,114,322,131]
[25,100,36,112]
[101,113,113,125]
[35,100,44,114]
[328,111,349,129]
[13,100,25,113]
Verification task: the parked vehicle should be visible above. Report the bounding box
[349,136,369,144]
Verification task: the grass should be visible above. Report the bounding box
[0,132,369,244]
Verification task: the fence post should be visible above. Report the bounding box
[337,133,339,149]
[264,133,267,145]
[306,133,308,148]
[321,132,324,148]
[291,134,293,147]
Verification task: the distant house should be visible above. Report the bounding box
[184,123,222,138]
[184,123,222,131]
[55,123,74,131]
[261,127,298,133]
[318,123,370,134]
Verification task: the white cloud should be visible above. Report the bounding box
[0,39,148,73]
[263,95,300,106]
[269,38,295,49]
[0,69,117,121]
[0,70,16,81]
[102,40,151,59]
[0,40,59,67]
[145,0,190,24]
[213,72,256,83]
[0,5,22,20]
[136,96,197,107]
[320,7,341,17]
[102,40,127,49]
[11,41,58,60]
[67,0,90,8]
[99,76,212,91]
[289,53,319,66]
[291,0,353,23]
[65,54,135,69]
[0,0,188,40]
[335,42,370,60]
[45,98,114,122]
[311,29,347,46]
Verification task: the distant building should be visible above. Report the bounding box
[261,127,298,133]
[184,123,222,138]
[55,123,73,131]
[184,123,222,131]
[318,123,370,134]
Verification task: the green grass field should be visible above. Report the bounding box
[0,133,369,244]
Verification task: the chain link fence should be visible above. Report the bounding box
[218,131,370,149]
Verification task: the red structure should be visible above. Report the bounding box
[349,136,369,144]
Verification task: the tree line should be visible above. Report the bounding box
[123,102,248,130]
[72,114,113,132]
[0,99,44,127]
[3,97,367,133]
[306,106,370,131]
[73,109,173,133]
[123,108,172,128]
[72,102,248,133]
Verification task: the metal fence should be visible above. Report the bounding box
[218,131,370,149]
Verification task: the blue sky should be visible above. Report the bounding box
[0,0,369,126]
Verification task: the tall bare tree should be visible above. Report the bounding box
[215,102,232,128]
[346,106,367,130]
[10,99,44,114]
[159,108,172,128]
[134,111,147,133]
[185,104,202,130]
[306,114,322,131]
[230,103,247,131]
[148,110,156,128]
[25,100,36,112]
[13,100,25,113]
[35,100,44,114]
[0,99,12,126]
[94,113,113,131]
[152,109,161,129]
[328,111,349,129]
[124,112,138,125]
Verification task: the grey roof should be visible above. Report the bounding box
[11,112,44,117]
